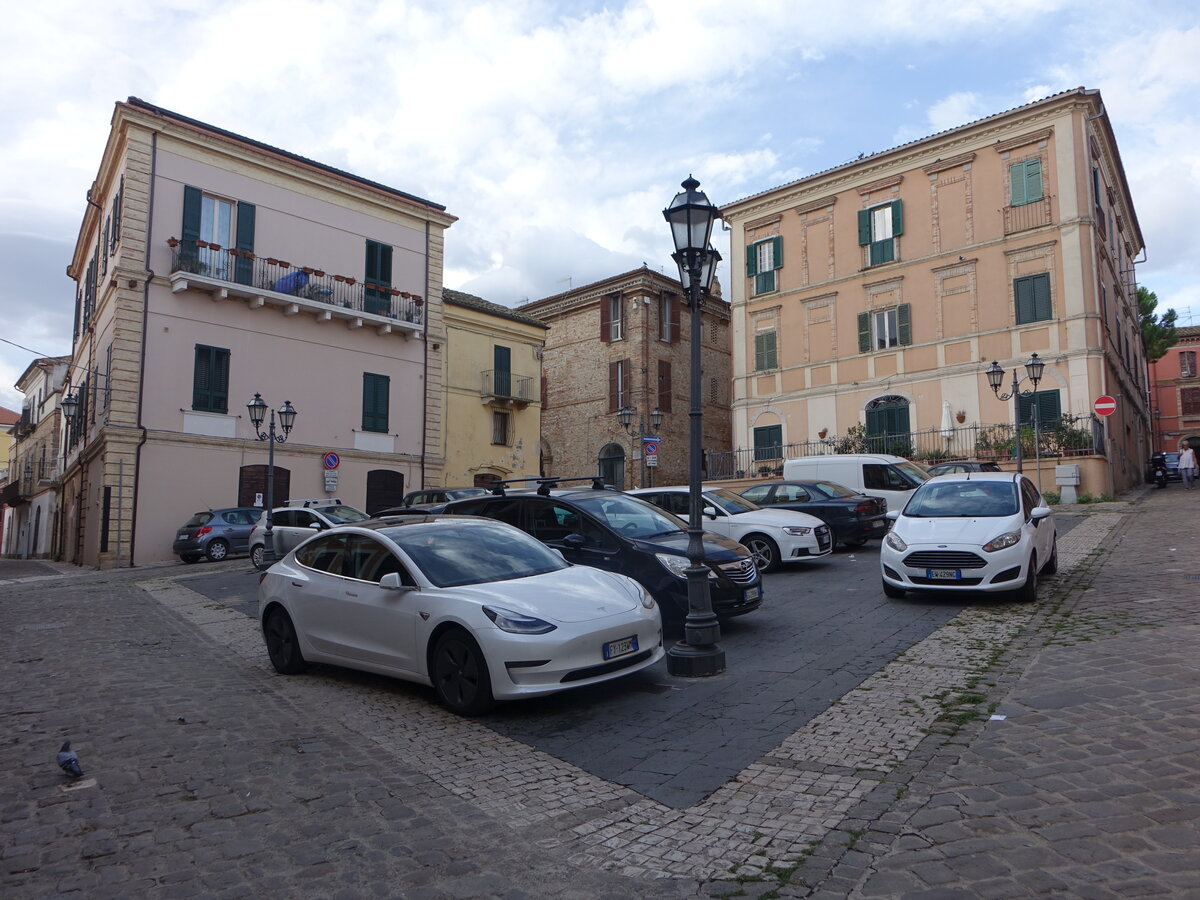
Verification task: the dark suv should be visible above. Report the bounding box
[443,478,762,621]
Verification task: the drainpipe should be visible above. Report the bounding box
[129,130,157,566]
[420,220,430,490]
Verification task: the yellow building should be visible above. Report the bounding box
[439,290,546,488]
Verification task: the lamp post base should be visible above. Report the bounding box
[666,640,726,677]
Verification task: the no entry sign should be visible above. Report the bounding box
[1093,395,1117,417]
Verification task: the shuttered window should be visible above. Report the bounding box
[659,294,680,342]
[234,202,256,285]
[110,176,123,252]
[192,345,230,413]
[1018,389,1061,426]
[608,359,629,412]
[1014,273,1052,324]
[753,424,783,461]
[857,201,903,266]
[1009,159,1043,207]
[600,293,623,342]
[857,304,912,351]
[362,372,390,433]
[365,240,393,315]
[658,359,672,413]
[754,330,778,371]
[746,236,782,295]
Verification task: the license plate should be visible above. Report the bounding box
[871,520,885,529]
[178,534,188,541]
[603,635,638,660]
[745,586,761,601]
[927,568,961,580]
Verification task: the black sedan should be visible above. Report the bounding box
[738,481,888,549]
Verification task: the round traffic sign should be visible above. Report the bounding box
[643,441,658,456]
[1093,395,1116,417]
[323,451,341,470]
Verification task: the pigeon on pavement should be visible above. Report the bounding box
[57,741,83,778]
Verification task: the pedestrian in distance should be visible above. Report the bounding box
[1180,441,1198,491]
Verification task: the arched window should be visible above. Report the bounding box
[598,442,626,489]
[865,395,912,457]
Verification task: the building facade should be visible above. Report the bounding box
[519,267,732,489]
[721,87,1148,496]
[1149,325,1200,454]
[440,289,546,488]
[1,358,70,558]
[61,98,455,567]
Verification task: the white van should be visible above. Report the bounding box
[782,453,930,512]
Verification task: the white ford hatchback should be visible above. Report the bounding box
[880,472,1057,602]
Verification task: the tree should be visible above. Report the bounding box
[1138,286,1178,362]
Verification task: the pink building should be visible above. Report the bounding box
[1149,325,1200,453]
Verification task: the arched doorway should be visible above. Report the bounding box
[238,465,291,509]
[365,469,405,514]
[865,395,913,457]
[598,442,626,488]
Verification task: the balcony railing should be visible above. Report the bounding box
[169,243,424,327]
[706,415,1105,480]
[1003,196,1053,234]
[481,370,534,406]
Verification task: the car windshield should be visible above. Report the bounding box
[809,481,857,499]
[319,505,371,524]
[572,492,685,538]
[703,488,760,514]
[383,520,567,588]
[905,481,1019,518]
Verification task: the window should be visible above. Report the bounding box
[492,410,511,445]
[1181,350,1197,378]
[493,345,511,397]
[101,217,109,275]
[1182,387,1200,417]
[657,359,672,413]
[753,424,783,461]
[658,294,679,342]
[858,201,903,266]
[192,345,229,413]
[181,186,255,284]
[1009,159,1044,207]
[857,304,911,352]
[362,372,389,433]
[110,176,123,253]
[608,358,630,412]
[754,330,778,371]
[365,240,393,315]
[600,292,623,342]
[1018,389,1061,426]
[1014,273,1052,324]
[746,236,782,295]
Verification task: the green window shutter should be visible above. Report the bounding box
[1010,160,1044,206]
[858,312,871,352]
[745,243,758,277]
[192,348,209,410]
[1015,276,1035,324]
[870,238,894,266]
[753,424,782,461]
[1032,273,1051,320]
[755,270,776,294]
[181,185,202,265]
[857,209,871,246]
[897,303,912,346]
[192,345,229,413]
[754,331,777,371]
[362,373,390,433]
[493,345,511,397]
[365,241,393,315]
[771,236,783,269]
[234,202,255,285]
[1015,274,1051,324]
[1018,389,1061,426]
[1010,162,1027,205]
[891,200,904,237]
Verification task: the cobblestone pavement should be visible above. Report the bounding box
[3,487,1197,897]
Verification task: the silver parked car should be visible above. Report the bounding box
[249,499,370,569]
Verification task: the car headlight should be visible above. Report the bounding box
[482,606,557,634]
[884,531,908,552]
[782,526,812,535]
[639,587,656,610]
[655,553,717,580]
[982,531,1022,552]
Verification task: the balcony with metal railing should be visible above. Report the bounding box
[168,242,424,335]
[480,369,535,407]
[1003,196,1054,235]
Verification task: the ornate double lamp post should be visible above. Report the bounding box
[616,404,664,488]
[663,175,725,677]
[247,393,297,566]
[985,353,1044,475]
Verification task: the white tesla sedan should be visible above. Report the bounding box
[879,472,1057,602]
[629,486,832,571]
[258,515,664,715]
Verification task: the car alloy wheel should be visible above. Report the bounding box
[742,534,780,572]
[432,629,495,716]
[251,544,266,570]
[264,608,307,674]
[206,539,230,562]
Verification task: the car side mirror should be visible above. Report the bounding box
[886,510,901,522]
[562,533,586,548]
[309,522,322,530]
[379,572,418,591]
[1031,506,1052,521]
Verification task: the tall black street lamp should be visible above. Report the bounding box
[247,393,297,566]
[985,353,1044,475]
[617,404,664,488]
[663,175,725,677]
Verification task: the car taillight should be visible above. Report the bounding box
[855,502,875,514]
[195,526,213,537]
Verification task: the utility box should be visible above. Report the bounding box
[1055,464,1080,504]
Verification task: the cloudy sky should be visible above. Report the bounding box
[2,0,1199,410]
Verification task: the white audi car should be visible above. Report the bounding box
[880,472,1057,602]
[629,486,832,571]
[258,515,664,716]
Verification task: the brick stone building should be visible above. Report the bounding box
[519,266,732,489]
[1149,324,1200,453]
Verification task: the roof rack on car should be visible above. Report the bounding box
[490,476,612,497]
